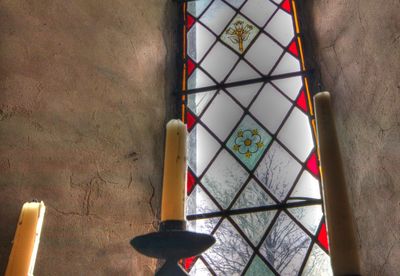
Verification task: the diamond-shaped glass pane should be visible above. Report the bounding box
[232,179,276,210]
[226,60,261,83]
[245,255,275,276]
[232,210,277,246]
[187,90,217,116]
[288,205,323,235]
[226,83,263,108]
[187,217,220,235]
[188,124,220,175]
[226,115,272,170]
[221,14,260,54]
[288,171,321,201]
[187,0,212,18]
[187,23,216,63]
[187,185,220,215]
[204,219,253,275]
[240,0,277,27]
[272,52,301,75]
[189,258,212,276]
[202,150,249,209]
[302,244,333,276]
[255,142,302,201]
[272,76,303,100]
[277,107,314,162]
[265,9,295,47]
[200,0,235,35]
[260,212,312,275]
[201,91,243,141]
[187,68,215,90]
[245,33,283,75]
[250,83,292,134]
[201,42,239,82]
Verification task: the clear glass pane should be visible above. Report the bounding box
[255,142,302,201]
[245,255,275,276]
[226,83,263,108]
[187,68,215,90]
[232,210,277,246]
[250,83,292,134]
[188,124,220,175]
[189,258,213,276]
[265,9,295,46]
[221,14,260,54]
[271,52,301,75]
[277,107,314,162]
[187,0,212,18]
[201,91,243,141]
[187,217,221,235]
[204,219,253,275]
[272,76,303,100]
[232,179,276,210]
[228,0,246,9]
[288,205,323,235]
[240,0,277,27]
[260,212,312,275]
[226,60,261,83]
[187,23,216,63]
[187,90,217,116]
[201,42,239,82]
[226,115,272,170]
[202,150,249,209]
[187,185,220,215]
[200,0,235,35]
[302,244,333,276]
[245,34,283,75]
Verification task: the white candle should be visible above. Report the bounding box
[5,201,46,276]
[161,119,187,222]
[314,92,360,275]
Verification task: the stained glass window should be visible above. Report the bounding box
[180,0,332,275]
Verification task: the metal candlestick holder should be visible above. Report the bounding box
[130,220,215,276]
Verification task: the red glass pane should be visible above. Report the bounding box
[183,256,197,271]
[186,111,196,131]
[306,152,319,177]
[187,14,195,30]
[187,58,195,77]
[281,0,291,14]
[288,40,299,57]
[318,223,330,251]
[296,90,308,113]
[187,170,196,195]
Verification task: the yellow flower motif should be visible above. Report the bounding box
[245,151,252,158]
[252,129,259,135]
[256,141,264,149]
[233,144,240,152]
[237,130,244,137]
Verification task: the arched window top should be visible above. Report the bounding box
[180,1,332,275]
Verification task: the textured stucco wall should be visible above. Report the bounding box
[301,1,400,275]
[0,1,177,275]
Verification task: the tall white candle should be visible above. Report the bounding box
[314,92,360,275]
[161,119,187,222]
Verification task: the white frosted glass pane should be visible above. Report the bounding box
[302,244,333,276]
[245,34,283,75]
[271,0,283,3]
[226,0,246,8]
[232,179,276,209]
[226,60,261,83]
[204,219,253,275]
[202,150,249,209]
[265,9,295,46]
[200,0,235,35]
[289,205,323,234]
[289,171,321,200]
[272,52,301,75]
[250,83,292,133]
[187,68,215,90]
[277,107,314,162]
[255,142,301,201]
[187,185,220,215]
[201,91,243,141]
[201,42,239,82]
[187,217,220,235]
[226,83,262,108]
[187,0,212,17]
[241,0,276,27]
[190,258,213,276]
[188,124,220,175]
[272,76,303,100]
[187,23,216,62]
[187,90,216,116]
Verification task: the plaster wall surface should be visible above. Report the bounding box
[0,1,176,275]
[302,1,400,275]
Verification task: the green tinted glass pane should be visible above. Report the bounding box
[226,115,272,170]
[245,255,275,276]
